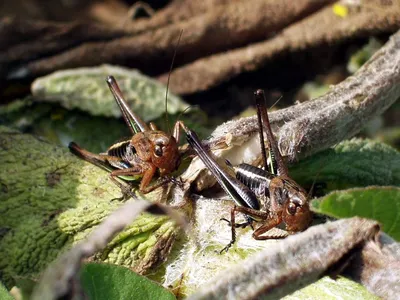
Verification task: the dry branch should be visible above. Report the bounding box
[31,199,186,300]
[189,218,380,300]
[160,2,400,94]
[125,0,243,34]
[9,0,333,79]
[183,28,400,189]
[0,18,126,78]
[2,0,399,95]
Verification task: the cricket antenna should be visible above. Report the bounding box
[165,29,183,135]
[308,168,323,199]
[176,105,198,122]
[307,148,331,198]
[269,95,283,110]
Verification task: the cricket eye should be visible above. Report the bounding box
[154,144,163,157]
[287,202,297,215]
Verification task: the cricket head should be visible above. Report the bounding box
[133,131,180,174]
[282,183,312,233]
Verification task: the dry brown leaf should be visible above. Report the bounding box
[160,1,400,94]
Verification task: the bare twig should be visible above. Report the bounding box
[5,0,335,79]
[188,218,379,300]
[160,2,400,94]
[348,234,400,299]
[123,0,242,34]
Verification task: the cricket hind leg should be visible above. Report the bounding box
[69,142,141,200]
[69,142,113,171]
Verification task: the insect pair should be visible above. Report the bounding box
[181,90,312,252]
[69,76,185,196]
[70,77,312,252]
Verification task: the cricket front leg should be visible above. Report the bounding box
[252,214,285,240]
[220,206,239,253]
[110,163,157,194]
[139,167,176,194]
[109,164,148,200]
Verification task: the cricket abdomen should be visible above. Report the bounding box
[234,163,273,198]
[107,140,135,160]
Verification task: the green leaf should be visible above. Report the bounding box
[31,64,188,121]
[0,126,177,287]
[14,277,37,300]
[290,139,400,191]
[0,282,13,300]
[0,98,131,153]
[312,186,400,240]
[80,263,176,300]
[347,37,382,74]
[284,276,379,300]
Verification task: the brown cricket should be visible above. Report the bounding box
[69,76,184,194]
[182,89,312,252]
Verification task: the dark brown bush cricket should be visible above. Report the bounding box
[69,76,184,195]
[182,90,312,252]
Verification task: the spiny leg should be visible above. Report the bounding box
[69,142,112,170]
[110,164,155,194]
[140,176,172,194]
[111,164,176,195]
[138,166,184,194]
[252,214,284,240]
[220,205,269,253]
[109,176,137,201]
[109,165,146,200]
[254,90,289,176]
[220,206,238,254]
[220,218,252,229]
[106,76,149,133]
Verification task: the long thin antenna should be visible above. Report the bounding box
[165,29,183,134]
[269,95,283,110]
[176,105,197,121]
[307,148,332,198]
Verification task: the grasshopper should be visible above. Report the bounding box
[182,89,312,252]
[69,76,184,195]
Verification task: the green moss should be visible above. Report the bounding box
[0,127,178,287]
